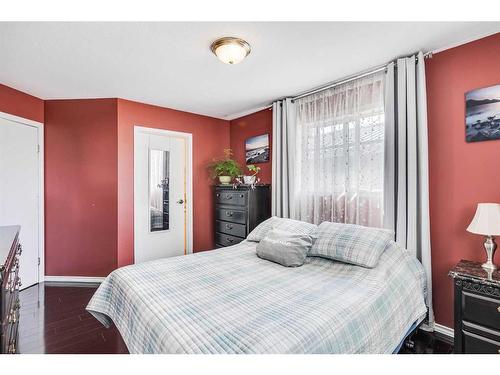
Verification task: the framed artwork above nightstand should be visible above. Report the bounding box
[448,260,500,354]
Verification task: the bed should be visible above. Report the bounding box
[86,239,427,354]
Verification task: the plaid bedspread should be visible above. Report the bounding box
[86,240,427,354]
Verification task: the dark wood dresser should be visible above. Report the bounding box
[449,260,500,354]
[214,185,271,248]
[0,225,22,354]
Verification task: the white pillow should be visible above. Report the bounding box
[247,216,317,242]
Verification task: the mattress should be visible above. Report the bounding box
[86,240,427,353]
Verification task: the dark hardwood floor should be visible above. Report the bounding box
[398,330,454,354]
[18,282,453,354]
[18,282,128,354]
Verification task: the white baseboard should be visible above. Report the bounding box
[44,276,106,283]
[434,323,454,339]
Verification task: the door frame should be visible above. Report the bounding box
[133,126,193,262]
[0,111,45,284]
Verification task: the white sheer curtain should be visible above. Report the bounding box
[295,72,385,227]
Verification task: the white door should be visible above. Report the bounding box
[0,116,41,289]
[134,127,192,264]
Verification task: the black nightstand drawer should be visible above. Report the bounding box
[463,331,500,354]
[215,191,247,206]
[216,220,246,238]
[216,233,244,247]
[462,291,500,331]
[215,208,246,225]
[449,260,500,354]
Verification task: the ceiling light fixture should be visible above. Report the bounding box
[210,37,251,65]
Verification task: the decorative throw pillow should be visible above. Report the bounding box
[309,222,394,268]
[256,229,314,267]
[247,216,318,242]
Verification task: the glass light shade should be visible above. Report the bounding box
[211,37,250,65]
[467,203,500,235]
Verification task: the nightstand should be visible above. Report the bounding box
[449,260,500,354]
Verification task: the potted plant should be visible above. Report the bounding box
[244,164,261,185]
[209,149,242,185]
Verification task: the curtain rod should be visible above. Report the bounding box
[291,64,387,102]
[290,51,432,103]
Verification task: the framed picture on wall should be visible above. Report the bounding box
[245,134,270,164]
[465,84,500,142]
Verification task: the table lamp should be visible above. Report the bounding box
[466,203,500,270]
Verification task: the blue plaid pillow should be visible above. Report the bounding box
[247,216,317,242]
[309,222,394,268]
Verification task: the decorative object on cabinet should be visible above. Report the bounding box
[243,164,261,186]
[245,134,269,164]
[449,260,500,354]
[208,149,242,185]
[466,203,500,270]
[465,84,500,142]
[214,184,271,248]
[0,225,22,354]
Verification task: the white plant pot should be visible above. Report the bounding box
[218,176,232,185]
[243,175,256,185]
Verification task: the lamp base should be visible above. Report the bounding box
[481,236,497,271]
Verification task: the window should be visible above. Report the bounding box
[295,72,385,227]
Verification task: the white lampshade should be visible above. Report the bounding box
[210,37,251,65]
[466,203,500,235]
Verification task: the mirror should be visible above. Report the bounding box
[149,149,170,232]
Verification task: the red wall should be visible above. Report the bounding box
[426,33,500,328]
[0,84,44,123]
[230,108,273,184]
[44,99,118,276]
[116,99,230,267]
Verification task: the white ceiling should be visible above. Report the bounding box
[1,22,498,120]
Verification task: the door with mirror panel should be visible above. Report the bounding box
[134,127,191,264]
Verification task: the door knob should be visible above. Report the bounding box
[176,199,185,204]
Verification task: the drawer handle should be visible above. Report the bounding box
[10,278,22,292]
[8,312,17,324]
[225,194,232,200]
[226,211,233,217]
[226,224,233,230]
[240,194,244,198]
[227,237,234,243]
[9,257,19,272]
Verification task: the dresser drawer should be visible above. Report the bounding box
[463,330,500,354]
[215,208,246,225]
[216,220,246,238]
[216,232,244,247]
[2,294,19,354]
[1,260,19,321]
[462,291,500,331]
[215,191,247,206]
